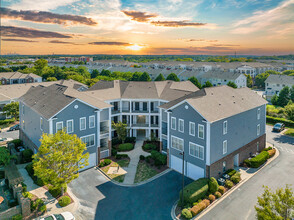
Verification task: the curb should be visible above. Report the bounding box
[171,145,280,220]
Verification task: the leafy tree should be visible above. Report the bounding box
[188,76,201,89]
[91,69,99,78]
[76,66,90,78]
[46,77,57,81]
[271,94,278,105]
[282,70,294,75]
[86,78,99,87]
[290,85,294,102]
[33,130,89,195]
[112,121,127,144]
[277,86,290,107]
[154,73,165,81]
[285,103,294,121]
[3,102,19,119]
[255,185,294,220]
[100,69,111,77]
[227,81,238,88]
[202,81,213,88]
[139,72,151,81]
[66,75,85,83]
[0,147,15,166]
[34,59,48,75]
[166,73,180,82]
[255,72,270,89]
[130,72,142,81]
[264,70,280,75]
[245,74,253,88]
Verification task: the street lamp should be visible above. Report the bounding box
[180,151,185,208]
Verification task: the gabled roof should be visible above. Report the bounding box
[0,72,42,79]
[160,86,267,122]
[265,74,294,85]
[199,71,244,80]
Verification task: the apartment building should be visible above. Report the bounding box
[265,75,294,101]
[0,72,42,85]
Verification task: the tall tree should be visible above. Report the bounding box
[33,130,89,195]
[139,72,151,81]
[34,59,48,76]
[227,81,238,88]
[112,121,127,144]
[130,72,142,81]
[154,73,165,81]
[188,76,201,89]
[3,102,19,119]
[0,147,15,166]
[166,73,180,82]
[285,103,294,121]
[271,94,278,105]
[46,77,57,81]
[245,74,253,88]
[255,72,270,89]
[91,69,99,78]
[100,69,111,77]
[277,86,290,107]
[282,70,294,75]
[255,185,294,220]
[202,81,213,88]
[290,85,294,102]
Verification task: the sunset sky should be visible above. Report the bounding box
[1,0,294,55]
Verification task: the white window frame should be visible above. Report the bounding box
[189,122,195,136]
[223,140,227,155]
[257,124,260,136]
[66,119,74,133]
[257,108,261,120]
[22,105,25,115]
[171,117,176,130]
[178,119,184,133]
[80,117,86,131]
[223,121,228,135]
[56,121,63,132]
[40,117,43,131]
[171,135,184,152]
[189,142,204,160]
[89,115,95,128]
[198,124,204,139]
[80,134,95,147]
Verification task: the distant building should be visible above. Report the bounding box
[64,56,93,63]
[0,72,42,85]
[265,75,294,101]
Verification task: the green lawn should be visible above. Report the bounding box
[134,161,159,183]
[285,128,294,137]
[116,159,129,167]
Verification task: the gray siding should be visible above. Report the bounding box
[209,105,266,164]
[100,108,109,121]
[169,102,207,169]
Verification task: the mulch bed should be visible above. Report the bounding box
[43,185,74,205]
[143,141,160,152]
[139,158,168,173]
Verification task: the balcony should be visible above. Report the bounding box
[132,123,149,128]
[111,109,120,114]
[150,124,159,128]
[132,109,149,113]
[121,108,130,113]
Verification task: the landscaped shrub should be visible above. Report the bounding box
[181,208,192,219]
[112,138,122,146]
[9,139,22,147]
[262,147,272,151]
[21,182,27,192]
[36,178,45,186]
[146,156,152,163]
[244,159,251,167]
[118,143,134,152]
[31,198,44,211]
[12,214,22,220]
[139,155,145,160]
[208,194,216,202]
[104,159,112,165]
[218,186,226,194]
[115,154,128,160]
[208,177,219,194]
[266,116,294,128]
[190,200,209,216]
[143,144,157,152]
[150,150,167,166]
[25,163,34,176]
[38,204,47,212]
[268,149,276,158]
[49,185,67,198]
[22,149,33,163]
[111,149,117,156]
[180,178,209,204]
[0,118,15,125]
[230,172,241,184]
[225,180,234,189]
[224,169,237,177]
[202,199,210,207]
[125,137,136,143]
[249,151,269,168]
[58,196,71,207]
[214,191,222,199]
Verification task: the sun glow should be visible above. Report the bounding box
[126,44,144,51]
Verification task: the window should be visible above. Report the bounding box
[257,108,261,120]
[178,119,184,133]
[40,118,43,131]
[89,115,95,128]
[171,136,184,151]
[189,142,204,160]
[198,124,204,139]
[189,122,195,136]
[223,140,227,154]
[80,117,86,130]
[81,134,95,147]
[171,117,176,130]
[223,121,227,135]
[223,161,226,172]
[257,124,260,136]
[56,122,63,132]
[67,120,74,133]
[22,105,24,115]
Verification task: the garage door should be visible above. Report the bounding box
[80,152,96,171]
[171,155,184,173]
[187,162,204,180]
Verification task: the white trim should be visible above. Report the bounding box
[198,124,205,139]
[89,115,95,128]
[66,119,74,133]
[257,124,260,136]
[189,142,204,160]
[206,121,211,165]
[223,140,227,155]
[49,119,53,134]
[40,117,43,131]
[80,117,86,131]
[189,122,195,136]
[171,135,184,152]
[223,121,228,135]
[56,121,63,132]
[178,119,184,133]
[167,111,171,150]
[97,110,100,149]
[159,109,162,141]
[257,108,261,120]
[80,134,95,147]
[171,117,176,130]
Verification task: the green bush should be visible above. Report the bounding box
[118,143,134,152]
[262,147,272,151]
[25,163,34,176]
[218,186,226,194]
[21,182,27,192]
[143,144,157,152]
[224,169,236,177]
[22,191,33,199]
[249,151,269,168]
[208,177,219,194]
[49,185,67,198]
[146,155,152,163]
[266,116,294,128]
[31,198,44,211]
[214,191,222,199]
[225,180,234,189]
[139,155,145,160]
[181,208,192,219]
[115,154,128,160]
[244,159,251,167]
[22,149,33,163]
[111,149,117,156]
[208,194,216,202]
[104,159,112,165]
[231,172,241,184]
[36,178,45,186]
[12,214,22,220]
[0,118,15,125]
[150,150,167,166]
[58,196,71,207]
[180,178,209,204]
[10,139,22,147]
[38,204,47,212]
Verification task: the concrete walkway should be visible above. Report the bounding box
[118,139,150,184]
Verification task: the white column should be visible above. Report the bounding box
[206,121,211,166]
[49,119,53,134]
[167,111,170,149]
[108,108,111,140]
[96,110,100,147]
[149,101,151,113]
[130,101,132,113]
[120,100,122,113]
[159,109,162,141]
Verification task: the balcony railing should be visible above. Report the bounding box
[132,123,149,127]
[111,109,120,114]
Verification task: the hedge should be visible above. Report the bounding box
[190,199,210,216]
[22,149,33,163]
[118,143,134,152]
[249,151,269,168]
[0,118,15,125]
[180,178,209,204]
[230,172,241,184]
[150,150,167,166]
[181,209,192,219]
[268,149,276,158]
[224,169,236,177]
[112,137,136,146]
[58,196,71,207]
[225,180,234,189]
[142,144,157,152]
[208,177,219,194]
[99,159,112,167]
[266,116,294,128]
[115,154,128,159]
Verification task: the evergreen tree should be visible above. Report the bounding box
[188,76,201,89]
[202,81,213,88]
[91,69,99,78]
[255,72,270,89]
[290,85,294,102]
[166,73,180,82]
[154,73,165,81]
[130,72,142,81]
[245,74,253,88]
[139,72,151,81]
[271,94,278,105]
[277,86,290,107]
[227,81,238,88]
[100,69,111,77]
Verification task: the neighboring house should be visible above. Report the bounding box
[265,75,294,101]
[159,86,267,179]
[0,72,42,85]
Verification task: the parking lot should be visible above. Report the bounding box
[0,129,19,140]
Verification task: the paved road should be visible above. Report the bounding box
[200,125,294,220]
[69,169,192,220]
[0,130,19,140]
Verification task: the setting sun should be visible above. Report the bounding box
[126,44,144,51]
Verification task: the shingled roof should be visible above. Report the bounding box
[265,74,294,85]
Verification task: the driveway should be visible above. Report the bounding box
[200,125,294,220]
[69,169,192,220]
[0,130,19,140]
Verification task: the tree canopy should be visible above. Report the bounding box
[139,72,151,81]
[245,74,253,88]
[277,86,290,107]
[3,102,19,119]
[227,81,238,89]
[154,73,165,81]
[202,81,213,88]
[0,147,15,166]
[255,72,270,89]
[112,121,127,144]
[166,73,180,82]
[188,76,201,89]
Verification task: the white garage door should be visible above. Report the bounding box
[187,162,204,180]
[171,155,184,173]
[80,152,96,171]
